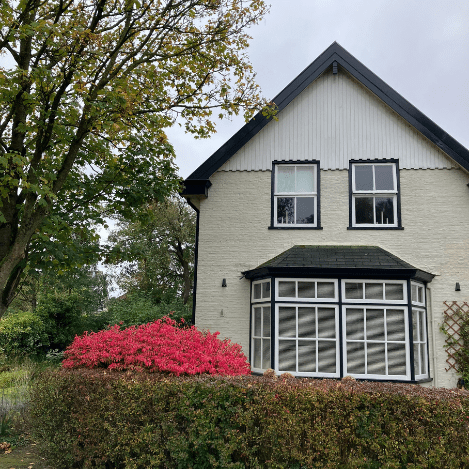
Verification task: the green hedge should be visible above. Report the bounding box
[29,370,469,468]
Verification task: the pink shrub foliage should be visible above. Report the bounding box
[62,317,251,376]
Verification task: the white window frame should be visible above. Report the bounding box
[275,278,338,302]
[274,164,318,227]
[251,303,272,373]
[341,279,407,304]
[252,279,271,303]
[412,307,429,380]
[275,303,340,378]
[411,281,426,307]
[342,305,410,380]
[351,162,398,227]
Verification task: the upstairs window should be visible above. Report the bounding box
[350,160,401,228]
[272,162,320,228]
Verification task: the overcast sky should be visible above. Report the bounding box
[171,0,469,179]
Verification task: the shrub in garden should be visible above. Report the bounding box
[62,317,250,376]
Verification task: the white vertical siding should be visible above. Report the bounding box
[219,70,456,172]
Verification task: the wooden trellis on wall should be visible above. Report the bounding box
[442,301,469,372]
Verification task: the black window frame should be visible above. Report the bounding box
[269,160,322,230]
[348,159,403,230]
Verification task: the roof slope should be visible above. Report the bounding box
[243,245,434,283]
[184,42,469,188]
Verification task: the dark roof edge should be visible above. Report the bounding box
[180,179,212,198]
[242,266,434,283]
[186,42,469,181]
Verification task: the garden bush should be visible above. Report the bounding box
[0,311,49,357]
[30,370,469,469]
[62,317,250,376]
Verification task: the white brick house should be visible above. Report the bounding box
[181,43,469,388]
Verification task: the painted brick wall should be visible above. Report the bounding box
[194,167,469,388]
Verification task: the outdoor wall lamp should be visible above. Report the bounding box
[222,278,227,287]
[456,282,461,291]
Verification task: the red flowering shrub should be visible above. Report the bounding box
[62,317,250,376]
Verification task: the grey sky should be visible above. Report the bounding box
[171,0,469,179]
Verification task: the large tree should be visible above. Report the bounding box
[108,196,195,304]
[0,0,271,316]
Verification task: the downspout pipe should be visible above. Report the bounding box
[186,198,200,326]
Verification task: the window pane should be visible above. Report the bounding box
[277,166,295,192]
[385,283,403,301]
[388,343,406,375]
[317,282,335,299]
[347,342,365,374]
[412,310,419,342]
[355,197,374,224]
[414,344,420,376]
[345,282,363,300]
[254,307,262,336]
[278,340,296,371]
[419,311,426,342]
[298,281,315,298]
[355,165,373,191]
[346,309,364,340]
[366,309,385,341]
[375,197,394,225]
[420,344,427,375]
[263,307,271,337]
[387,309,405,341]
[253,283,261,300]
[277,197,294,224]
[318,341,336,373]
[253,338,261,368]
[365,283,383,300]
[278,307,296,337]
[418,287,424,304]
[262,339,271,369]
[278,281,296,298]
[317,307,336,339]
[298,341,316,372]
[367,343,386,375]
[298,307,316,338]
[262,282,270,299]
[411,284,418,303]
[374,165,395,191]
[296,166,315,193]
[296,197,315,224]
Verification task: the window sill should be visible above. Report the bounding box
[269,226,323,230]
[347,226,404,230]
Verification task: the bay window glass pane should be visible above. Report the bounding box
[262,282,270,299]
[387,309,405,341]
[296,197,315,224]
[262,339,271,369]
[367,343,386,375]
[365,283,383,300]
[375,197,394,225]
[317,282,335,299]
[387,343,406,375]
[278,307,296,337]
[374,165,395,191]
[277,197,294,224]
[355,197,374,224]
[298,281,315,299]
[366,309,385,341]
[277,166,295,192]
[355,165,373,191]
[418,287,424,304]
[318,341,336,373]
[413,344,419,375]
[419,312,426,342]
[412,310,419,342]
[298,341,316,372]
[411,284,418,302]
[298,307,316,338]
[345,282,363,300]
[254,307,262,336]
[278,340,296,371]
[346,309,364,340]
[263,306,271,337]
[253,283,261,300]
[347,342,365,374]
[420,344,427,375]
[278,281,296,298]
[253,339,261,368]
[296,166,315,193]
[317,308,336,339]
[385,283,403,301]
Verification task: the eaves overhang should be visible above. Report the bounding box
[180,179,212,199]
[184,41,469,183]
